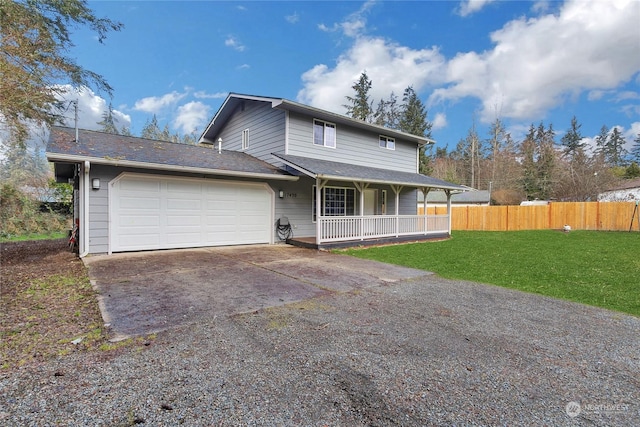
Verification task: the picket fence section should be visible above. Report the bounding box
[419,202,639,231]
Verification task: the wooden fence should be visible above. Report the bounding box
[419,202,639,231]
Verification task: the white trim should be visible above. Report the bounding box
[379,135,395,150]
[46,152,299,181]
[284,110,290,155]
[313,119,337,149]
[242,128,250,150]
[80,161,90,257]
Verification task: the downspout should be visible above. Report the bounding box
[80,161,90,258]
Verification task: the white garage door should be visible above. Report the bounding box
[110,174,273,252]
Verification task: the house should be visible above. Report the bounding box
[46,93,466,256]
[598,178,640,202]
[418,189,490,210]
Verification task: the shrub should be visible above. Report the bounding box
[0,184,69,239]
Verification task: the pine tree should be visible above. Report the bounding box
[604,127,628,167]
[141,115,162,140]
[97,103,120,134]
[630,133,640,164]
[594,124,609,160]
[560,116,584,159]
[398,87,433,175]
[0,0,122,145]
[343,71,373,122]
[520,125,539,200]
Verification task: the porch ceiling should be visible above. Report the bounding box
[272,153,467,192]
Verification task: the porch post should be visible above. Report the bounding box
[315,178,326,244]
[354,182,369,241]
[445,189,452,235]
[422,188,430,235]
[391,185,403,237]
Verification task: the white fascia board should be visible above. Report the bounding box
[46,152,299,182]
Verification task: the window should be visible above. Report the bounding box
[312,186,355,221]
[379,135,395,150]
[313,119,336,148]
[242,128,250,150]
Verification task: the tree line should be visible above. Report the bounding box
[343,72,640,204]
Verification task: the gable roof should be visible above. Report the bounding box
[46,127,297,181]
[200,93,434,146]
[602,178,640,192]
[420,189,490,203]
[272,153,467,191]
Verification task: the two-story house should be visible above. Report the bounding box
[47,93,466,256]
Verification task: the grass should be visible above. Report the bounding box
[0,231,67,243]
[342,230,640,317]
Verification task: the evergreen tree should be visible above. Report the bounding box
[630,133,640,164]
[560,116,584,159]
[536,122,557,200]
[97,103,120,134]
[398,86,433,175]
[398,87,432,138]
[141,115,162,140]
[0,0,122,145]
[594,124,609,160]
[343,71,373,122]
[520,125,539,200]
[604,127,628,167]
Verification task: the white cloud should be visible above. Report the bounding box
[458,0,497,17]
[432,113,448,130]
[174,101,211,135]
[134,91,187,113]
[225,36,245,52]
[194,91,227,99]
[297,37,446,114]
[430,0,640,123]
[318,0,375,38]
[285,12,299,24]
[56,85,131,131]
[237,64,250,70]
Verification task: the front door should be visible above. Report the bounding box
[364,189,377,215]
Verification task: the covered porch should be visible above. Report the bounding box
[273,154,467,249]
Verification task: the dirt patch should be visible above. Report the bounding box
[0,240,147,370]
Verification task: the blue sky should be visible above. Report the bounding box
[59,0,640,153]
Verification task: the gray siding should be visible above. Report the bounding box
[215,100,285,162]
[87,164,117,254]
[286,112,417,173]
[271,176,316,239]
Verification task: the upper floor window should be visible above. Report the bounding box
[313,119,336,148]
[379,135,395,150]
[242,128,250,150]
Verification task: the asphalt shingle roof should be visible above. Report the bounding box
[272,153,467,191]
[47,127,293,180]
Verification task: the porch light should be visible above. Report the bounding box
[279,190,284,198]
[92,178,100,190]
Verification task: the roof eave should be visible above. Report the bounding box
[274,155,466,191]
[46,152,299,182]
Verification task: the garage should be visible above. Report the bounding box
[110,173,273,252]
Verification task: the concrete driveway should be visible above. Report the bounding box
[84,244,431,339]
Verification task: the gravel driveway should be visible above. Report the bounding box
[1,250,638,426]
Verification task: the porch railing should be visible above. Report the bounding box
[318,214,449,243]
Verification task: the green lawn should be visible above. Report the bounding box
[343,230,640,317]
[0,231,67,243]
